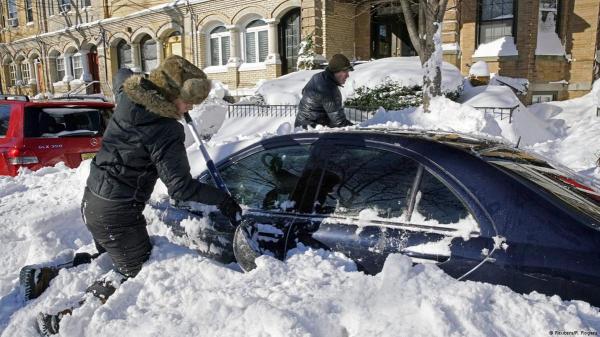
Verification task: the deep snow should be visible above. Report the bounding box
[2,61,600,336]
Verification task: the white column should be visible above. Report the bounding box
[226,25,242,67]
[78,50,93,82]
[130,43,142,73]
[264,19,281,65]
[28,59,37,84]
[15,61,23,86]
[156,39,164,64]
[62,53,74,82]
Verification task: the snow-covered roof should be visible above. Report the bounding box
[458,85,520,109]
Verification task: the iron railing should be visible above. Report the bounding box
[227,104,376,123]
[475,105,518,124]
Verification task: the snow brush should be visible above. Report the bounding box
[183,112,259,272]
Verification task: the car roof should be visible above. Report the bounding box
[0,96,114,108]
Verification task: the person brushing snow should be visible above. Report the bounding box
[294,53,355,129]
[30,55,242,336]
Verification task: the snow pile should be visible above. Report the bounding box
[469,61,490,77]
[473,37,519,58]
[527,80,600,179]
[1,165,599,337]
[257,57,463,105]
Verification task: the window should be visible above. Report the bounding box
[532,93,555,103]
[540,0,559,33]
[56,56,65,81]
[8,63,17,86]
[117,40,133,69]
[209,26,230,66]
[8,0,18,27]
[25,0,34,22]
[58,0,70,13]
[24,107,103,137]
[81,0,91,7]
[20,62,30,83]
[0,105,10,137]
[319,147,420,218]
[317,146,473,226]
[214,146,311,210]
[244,20,268,63]
[478,0,514,45]
[48,0,55,15]
[72,54,83,79]
[140,36,158,72]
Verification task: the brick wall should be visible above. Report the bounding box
[322,1,356,59]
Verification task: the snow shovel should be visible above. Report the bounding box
[183,112,260,272]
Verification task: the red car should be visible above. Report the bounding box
[0,95,114,176]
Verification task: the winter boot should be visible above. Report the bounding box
[20,252,96,300]
[85,279,118,304]
[36,309,72,337]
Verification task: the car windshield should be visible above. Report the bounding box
[24,107,105,138]
[492,160,600,226]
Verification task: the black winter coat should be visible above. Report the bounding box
[295,69,353,128]
[86,74,226,205]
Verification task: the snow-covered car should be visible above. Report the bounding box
[155,129,600,306]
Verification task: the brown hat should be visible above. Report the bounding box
[148,55,211,104]
[327,54,354,73]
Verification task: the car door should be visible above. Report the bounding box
[299,137,489,275]
[154,138,321,264]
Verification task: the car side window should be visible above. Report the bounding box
[412,170,471,225]
[218,145,311,210]
[319,146,419,218]
[0,105,10,137]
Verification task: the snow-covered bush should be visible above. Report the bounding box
[345,80,461,111]
[297,33,322,70]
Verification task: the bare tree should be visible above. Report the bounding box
[398,0,450,112]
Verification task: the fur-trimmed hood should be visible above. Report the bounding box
[123,75,182,119]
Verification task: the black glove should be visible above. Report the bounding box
[218,195,242,225]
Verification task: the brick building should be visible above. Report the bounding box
[0,0,598,104]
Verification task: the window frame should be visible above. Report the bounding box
[140,35,158,73]
[71,54,83,79]
[7,0,18,27]
[20,62,31,84]
[209,26,230,67]
[25,0,34,23]
[55,56,65,82]
[116,40,133,69]
[58,0,70,14]
[8,63,17,86]
[244,20,268,64]
[477,0,516,46]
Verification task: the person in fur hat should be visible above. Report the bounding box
[33,55,242,336]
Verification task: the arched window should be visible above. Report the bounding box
[209,26,230,66]
[117,40,133,69]
[140,35,158,72]
[244,20,268,63]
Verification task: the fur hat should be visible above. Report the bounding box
[148,55,211,104]
[327,54,354,73]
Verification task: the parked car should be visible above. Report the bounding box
[154,130,600,306]
[0,95,114,176]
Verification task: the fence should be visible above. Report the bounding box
[475,105,518,124]
[227,104,376,123]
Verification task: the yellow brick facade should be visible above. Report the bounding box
[0,0,599,104]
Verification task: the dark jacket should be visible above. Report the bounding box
[86,75,225,205]
[295,69,353,128]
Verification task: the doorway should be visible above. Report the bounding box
[279,8,301,75]
[371,5,417,58]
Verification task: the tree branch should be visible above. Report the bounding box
[399,0,423,57]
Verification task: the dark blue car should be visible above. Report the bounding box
[154,130,600,306]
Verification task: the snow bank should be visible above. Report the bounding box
[473,37,519,58]
[1,165,600,337]
[257,57,463,105]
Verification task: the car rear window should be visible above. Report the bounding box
[0,105,10,136]
[24,107,105,138]
[492,161,600,226]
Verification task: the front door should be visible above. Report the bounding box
[279,8,301,75]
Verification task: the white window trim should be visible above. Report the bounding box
[25,0,34,22]
[204,65,228,74]
[20,62,30,83]
[208,28,230,67]
[243,22,268,64]
[72,53,83,79]
[55,57,65,83]
[8,63,17,86]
